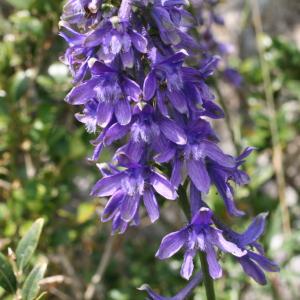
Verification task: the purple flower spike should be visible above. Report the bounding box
[156,207,246,280]
[60,0,279,294]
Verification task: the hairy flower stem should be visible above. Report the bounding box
[178,187,216,300]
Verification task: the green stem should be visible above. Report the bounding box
[177,184,216,300]
[199,252,216,300]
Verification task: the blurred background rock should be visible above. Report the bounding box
[0,0,299,299]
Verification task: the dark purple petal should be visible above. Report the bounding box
[151,172,177,200]
[248,252,280,272]
[202,101,224,119]
[143,189,159,223]
[171,159,183,188]
[189,183,202,217]
[156,229,187,259]
[157,89,169,117]
[238,213,268,247]
[90,173,124,197]
[120,194,140,222]
[238,257,267,285]
[101,190,125,222]
[143,71,157,101]
[187,159,210,193]
[167,90,187,114]
[211,174,245,217]
[115,99,132,125]
[160,118,187,145]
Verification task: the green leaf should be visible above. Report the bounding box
[21,263,47,300]
[16,218,44,272]
[0,253,17,293]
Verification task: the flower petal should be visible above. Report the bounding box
[84,22,112,47]
[97,101,113,128]
[65,78,98,105]
[200,141,235,168]
[208,229,246,257]
[189,183,202,217]
[143,189,159,223]
[130,30,148,53]
[238,257,267,285]
[123,77,141,101]
[238,213,268,247]
[115,98,132,125]
[180,250,196,280]
[101,190,125,222]
[90,173,124,197]
[160,118,187,145]
[171,159,183,188]
[156,229,187,259]
[143,71,157,101]
[151,172,177,200]
[167,90,187,114]
[103,123,129,146]
[248,251,280,272]
[120,194,140,222]
[205,245,222,279]
[187,159,210,193]
[191,207,213,226]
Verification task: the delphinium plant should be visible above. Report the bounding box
[59,0,279,299]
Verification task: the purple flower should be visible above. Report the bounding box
[156,118,235,193]
[66,61,141,127]
[85,20,148,68]
[156,207,246,280]
[206,147,255,217]
[219,213,280,285]
[91,161,177,233]
[61,0,102,31]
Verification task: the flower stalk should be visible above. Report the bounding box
[199,251,216,300]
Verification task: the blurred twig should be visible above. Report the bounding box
[251,0,291,236]
[50,249,84,300]
[84,236,115,300]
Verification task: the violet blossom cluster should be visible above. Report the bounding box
[60,0,279,298]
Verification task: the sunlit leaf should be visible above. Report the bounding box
[16,218,44,272]
[21,263,47,300]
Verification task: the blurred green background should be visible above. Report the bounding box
[0,0,300,299]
